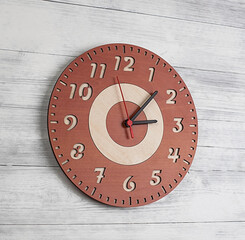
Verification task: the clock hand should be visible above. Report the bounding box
[125,119,157,127]
[116,76,134,138]
[130,91,158,121]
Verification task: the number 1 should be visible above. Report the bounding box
[148,67,155,82]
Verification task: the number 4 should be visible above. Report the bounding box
[168,148,180,163]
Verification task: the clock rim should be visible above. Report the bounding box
[47,42,199,207]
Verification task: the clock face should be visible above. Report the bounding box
[48,43,198,207]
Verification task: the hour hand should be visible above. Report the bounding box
[125,119,157,127]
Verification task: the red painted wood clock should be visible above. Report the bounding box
[48,43,198,207]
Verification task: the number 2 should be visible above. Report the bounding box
[166,90,177,104]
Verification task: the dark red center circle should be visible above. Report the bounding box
[106,101,148,147]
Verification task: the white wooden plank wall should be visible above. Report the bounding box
[0,0,245,239]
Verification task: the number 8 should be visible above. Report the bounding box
[70,143,85,160]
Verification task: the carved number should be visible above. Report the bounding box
[168,148,180,163]
[64,114,77,131]
[114,56,121,70]
[69,83,77,99]
[90,63,106,78]
[70,143,85,160]
[124,57,135,71]
[69,83,93,100]
[94,168,106,183]
[166,90,177,104]
[150,170,162,186]
[173,118,184,133]
[123,176,136,192]
[90,63,97,78]
[148,67,155,82]
[114,56,135,71]
[79,83,93,100]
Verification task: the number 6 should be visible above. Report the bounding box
[123,176,136,192]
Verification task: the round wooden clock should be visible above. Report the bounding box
[48,43,198,207]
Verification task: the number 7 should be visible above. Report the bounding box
[94,168,106,183]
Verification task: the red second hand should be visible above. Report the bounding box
[116,76,134,139]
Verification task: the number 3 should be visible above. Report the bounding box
[173,118,183,133]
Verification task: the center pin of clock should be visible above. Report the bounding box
[106,102,148,147]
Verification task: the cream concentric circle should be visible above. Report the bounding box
[89,83,163,165]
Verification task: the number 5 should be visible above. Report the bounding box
[150,170,162,186]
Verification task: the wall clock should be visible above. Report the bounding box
[48,43,198,207]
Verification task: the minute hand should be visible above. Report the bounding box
[131,91,158,121]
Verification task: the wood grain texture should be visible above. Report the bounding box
[0,1,245,74]
[0,166,244,224]
[0,223,245,240]
[0,0,245,239]
[61,0,245,29]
